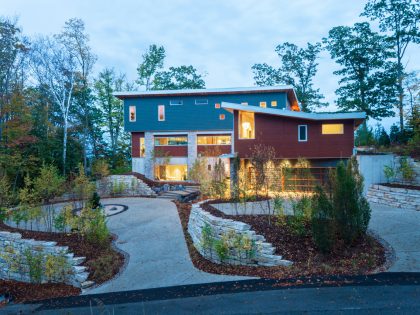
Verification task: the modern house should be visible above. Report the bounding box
[115,86,365,186]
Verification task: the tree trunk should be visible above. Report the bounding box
[63,119,68,176]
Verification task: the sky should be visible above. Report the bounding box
[2,0,419,130]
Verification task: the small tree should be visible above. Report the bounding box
[188,156,212,195]
[91,159,110,179]
[311,186,334,253]
[73,163,95,209]
[330,158,371,244]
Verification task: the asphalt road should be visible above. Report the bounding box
[5,275,420,315]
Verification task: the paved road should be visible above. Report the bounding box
[86,197,250,294]
[12,282,420,314]
[369,203,420,272]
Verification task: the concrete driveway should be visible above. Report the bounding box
[86,197,250,294]
[369,203,420,272]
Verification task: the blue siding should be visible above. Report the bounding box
[124,92,288,132]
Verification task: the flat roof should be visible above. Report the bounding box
[114,85,295,97]
[221,102,366,123]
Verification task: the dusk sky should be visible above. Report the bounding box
[2,0,420,129]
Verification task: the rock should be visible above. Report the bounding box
[81,280,95,289]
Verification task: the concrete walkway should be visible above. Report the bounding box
[369,203,420,272]
[86,197,250,294]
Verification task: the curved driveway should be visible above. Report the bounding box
[86,197,250,294]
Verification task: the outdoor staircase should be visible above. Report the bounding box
[158,186,200,202]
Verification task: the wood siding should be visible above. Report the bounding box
[131,132,144,158]
[234,111,355,159]
[197,145,232,156]
[154,145,188,157]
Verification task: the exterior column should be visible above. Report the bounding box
[144,132,154,179]
[230,157,239,198]
[187,132,197,174]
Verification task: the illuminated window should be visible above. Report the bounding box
[154,136,188,146]
[129,106,136,122]
[215,103,221,109]
[260,101,267,108]
[170,100,183,106]
[140,137,145,157]
[239,111,255,139]
[195,99,208,105]
[158,105,165,121]
[298,125,307,142]
[241,102,248,105]
[271,101,277,107]
[197,135,231,145]
[322,124,344,134]
[219,114,225,120]
[155,164,187,181]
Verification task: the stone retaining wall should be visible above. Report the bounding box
[367,185,420,211]
[188,201,292,267]
[96,175,156,197]
[0,231,89,288]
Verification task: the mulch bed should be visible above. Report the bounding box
[0,222,124,303]
[176,201,386,280]
[380,183,420,191]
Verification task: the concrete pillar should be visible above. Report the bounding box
[144,132,154,179]
[187,132,197,172]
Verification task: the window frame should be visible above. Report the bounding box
[238,111,255,140]
[271,100,277,107]
[260,101,267,108]
[298,125,308,142]
[154,136,188,146]
[197,135,232,146]
[219,114,225,120]
[322,123,344,135]
[215,103,221,109]
[195,99,208,105]
[158,105,165,121]
[169,100,183,106]
[129,106,136,122]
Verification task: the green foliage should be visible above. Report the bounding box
[330,159,371,244]
[383,165,395,183]
[91,159,110,179]
[0,175,12,207]
[323,22,397,119]
[214,238,229,262]
[73,164,95,207]
[24,249,44,284]
[153,65,206,90]
[136,44,166,90]
[355,122,375,146]
[398,156,415,183]
[289,195,311,236]
[79,207,110,247]
[200,223,214,253]
[33,164,65,203]
[89,191,102,209]
[111,180,127,196]
[252,42,326,112]
[311,186,335,253]
[374,124,391,147]
[45,254,72,282]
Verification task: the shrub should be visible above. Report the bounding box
[0,175,12,207]
[45,254,72,282]
[89,192,102,209]
[288,195,311,236]
[398,156,415,183]
[111,180,127,196]
[214,238,229,262]
[311,186,334,253]
[80,207,110,247]
[330,158,371,244]
[91,159,110,179]
[73,164,96,208]
[24,249,43,284]
[383,165,395,183]
[200,223,214,254]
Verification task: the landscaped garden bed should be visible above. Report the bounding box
[0,222,124,303]
[177,201,386,279]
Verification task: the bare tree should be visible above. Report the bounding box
[30,35,77,175]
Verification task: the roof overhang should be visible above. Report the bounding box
[221,102,366,126]
[114,86,300,110]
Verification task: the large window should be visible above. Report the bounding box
[139,137,145,157]
[298,125,308,142]
[197,135,231,145]
[158,105,165,121]
[239,111,255,139]
[322,124,344,134]
[129,106,136,122]
[154,136,188,146]
[155,164,187,181]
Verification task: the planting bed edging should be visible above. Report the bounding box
[0,231,89,288]
[367,184,420,211]
[188,200,292,267]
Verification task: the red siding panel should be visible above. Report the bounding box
[197,145,232,156]
[234,111,355,159]
[131,132,144,158]
[155,145,188,157]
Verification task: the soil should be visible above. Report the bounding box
[0,222,124,303]
[380,183,420,191]
[176,201,387,280]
